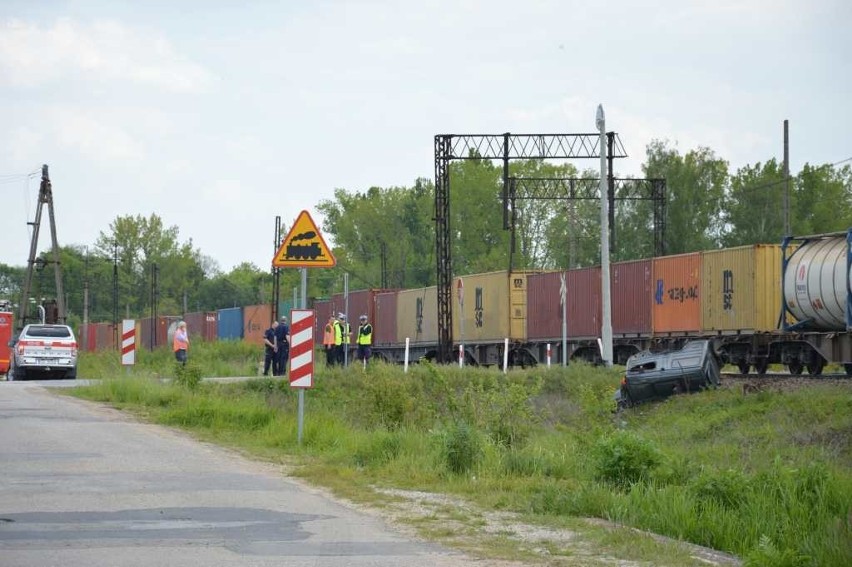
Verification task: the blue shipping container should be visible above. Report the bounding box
[217,307,244,340]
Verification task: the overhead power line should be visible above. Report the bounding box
[735,156,852,194]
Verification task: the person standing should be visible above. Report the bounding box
[274,315,290,376]
[263,320,278,376]
[341,314,352,366]
[357,314,373,368]
[323,315,337,366]
[173,321,189,365]
[333,313,345,366]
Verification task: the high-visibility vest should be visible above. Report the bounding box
[323,322,335,346]
[342,323,351,344]
[173,329,188,352]
[333,320,343,346]
[358,323,372,345]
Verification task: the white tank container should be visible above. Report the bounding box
[783,235,851,330]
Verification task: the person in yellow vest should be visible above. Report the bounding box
[323,315,337,366]
[333,313,345,366]
[173,321,189,365]
[357,314,373,367]
[341,314,352,365]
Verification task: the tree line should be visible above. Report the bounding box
[1,139,850,329]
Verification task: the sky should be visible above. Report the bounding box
[1,0,849,273]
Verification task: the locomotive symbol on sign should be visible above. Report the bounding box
[272,211,336,268]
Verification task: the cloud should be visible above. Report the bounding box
[0,18,215,92]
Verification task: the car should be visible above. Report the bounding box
[7,324,78,381]
[616,340,721,408]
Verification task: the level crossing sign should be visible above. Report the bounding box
[289,309,314,388]
[272,210,336,268]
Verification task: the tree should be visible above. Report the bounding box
[791,163,852,236]
[94,214,206,317]
[643,140,728,254]
[722,159,786,247]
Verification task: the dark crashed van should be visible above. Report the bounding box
[616,340,721,408]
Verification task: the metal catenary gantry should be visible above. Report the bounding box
[433,132,630,363]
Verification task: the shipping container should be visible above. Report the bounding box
[526,271,567,341]
[217,307,243,341]
[139,316,181,351]
[374,291,399,346]
[243,303,273,346]
[184,311,218,342]
[312,298,336,343]
[452,271,528,343]
[652,252,701,334]
[95,322,116,351]
[396,286,438,345]
[612,259,653,336]
[701,244,784,333]
[79,322,97,352]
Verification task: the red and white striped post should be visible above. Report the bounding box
[121,319,136,370]
[289,309,314,445]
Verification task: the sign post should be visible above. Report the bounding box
[272,210,336,446]
[121,319,136,373]
[289,309,314,444]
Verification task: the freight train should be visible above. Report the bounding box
[72,230,852,377]
[313,230,852,376]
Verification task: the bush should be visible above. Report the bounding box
[689,468,750,510]
[174,361,202,389]
[593,431,661,489]
[353,430,403,468]
[442,421,483,475]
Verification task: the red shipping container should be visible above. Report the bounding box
[184,311,218,342]
[612,259,653,337]
[374,291,399,346]
[312,299,336,344]
[652,252,701,334]
[96,322,116,351]
[527,268,601,340]
[526,271,565,341]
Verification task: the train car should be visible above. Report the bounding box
[217,307,243,341]
[652,252,702,336]
[700,244,785,373]
[184,311,218,342]
[243,303,273,346]
[139,316,180,351]
[777,230,852,375]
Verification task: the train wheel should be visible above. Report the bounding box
[807,357,825,376]
[787,361,804,376]
[754,359,769,375]
[845,363,852,377]
[737,361,750,375]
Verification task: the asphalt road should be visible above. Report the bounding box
[0,382,490,567]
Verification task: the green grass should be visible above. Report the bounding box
[70,346,852,566]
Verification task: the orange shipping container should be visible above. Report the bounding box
[652,252,701,334]
[243,303,273,346]
[701,244,784,333]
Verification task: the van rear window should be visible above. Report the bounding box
[26,326,72,338]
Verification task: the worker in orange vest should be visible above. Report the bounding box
[323,315,336,366]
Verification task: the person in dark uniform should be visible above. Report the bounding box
[262,320,278,376]
[274,315,290,376]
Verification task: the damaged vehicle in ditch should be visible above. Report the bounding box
[616,340,721,409]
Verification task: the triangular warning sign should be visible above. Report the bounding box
[272,210,336,268]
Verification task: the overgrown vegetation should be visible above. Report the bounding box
[71,347,852,566]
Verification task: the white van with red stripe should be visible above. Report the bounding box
[7,324,78,381]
